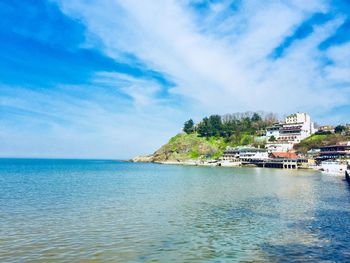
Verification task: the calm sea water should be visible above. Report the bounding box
[0,159,349,262]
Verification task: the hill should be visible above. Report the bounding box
[132,133,227,162]
[133,111,350,163]
[132,112,277,163]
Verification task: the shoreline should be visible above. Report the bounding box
[133,159,312,169]
[132,161,350,177]
[133,159,346,176]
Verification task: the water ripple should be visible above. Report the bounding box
[0,159,349,262]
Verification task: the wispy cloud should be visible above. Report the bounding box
[0,80,184,158]
[57,0,350,117]
[1,0,350,158]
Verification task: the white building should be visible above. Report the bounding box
[265,113,316,146]
[221,147,240,161]
[279,113,316,143]
[238,147,269,161]
[222,147,268,161]
[266,123,282,138]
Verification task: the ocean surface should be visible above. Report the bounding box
[0,159,349,262]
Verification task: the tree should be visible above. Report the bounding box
[264,113,279,125]
[268,135,276,142]
[222,121,235,138]
[183,119,194,134]
[241,134,253,145]
[197,117,210,137]
[208,115,222,137]
[335,125,346,134]
[251,113,262,122]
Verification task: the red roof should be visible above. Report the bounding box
[271,152,298,159]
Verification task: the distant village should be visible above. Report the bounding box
[134,111,350,180]
[215,112,350,175]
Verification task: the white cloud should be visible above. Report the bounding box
[93,72,166,107]
[5,0,347,158]
[0,80,184,158]
[56,0,350,116]
[324,42,350,83]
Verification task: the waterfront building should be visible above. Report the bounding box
[316,141,350,161]
[222,147,240,161]
[269,152,307,169]
[238,147,269,162]
[222,146,307,169]
[222,147,268,162]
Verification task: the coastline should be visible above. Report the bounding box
[132,159,350,178]
[132,158,350,177]
[132,158,312,169]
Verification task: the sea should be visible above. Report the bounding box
[0,158,349,262]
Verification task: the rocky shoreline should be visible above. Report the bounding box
[131,155,199,165]
[131,155,242,167]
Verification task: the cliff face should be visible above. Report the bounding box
[132,133,227,163]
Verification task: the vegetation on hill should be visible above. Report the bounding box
[133,111,349,162]
[148,133,227,162]
[185,112,278,146]
[133,112,278,162]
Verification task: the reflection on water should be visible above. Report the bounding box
[0,159,349,262]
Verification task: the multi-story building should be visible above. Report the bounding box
[222,147,268,162]
[266,123,282,138]
[221,147,240,161]
[316,142,350,161]
[279,113,316,143]
[237,147,269,162]
[265,113,316,146]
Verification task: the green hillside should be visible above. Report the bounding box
[150,133,226,162]
[133,112,277,162]
[134,132,266,163]
[133,112,350,163]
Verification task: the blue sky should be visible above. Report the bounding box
[1,0,350,158]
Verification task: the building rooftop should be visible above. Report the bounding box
[270,152,298,159]
[225,146,267,153]
[239,147,267,153]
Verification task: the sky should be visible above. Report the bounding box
[0,0,350,159]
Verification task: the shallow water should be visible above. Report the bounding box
[0,159,349,262]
